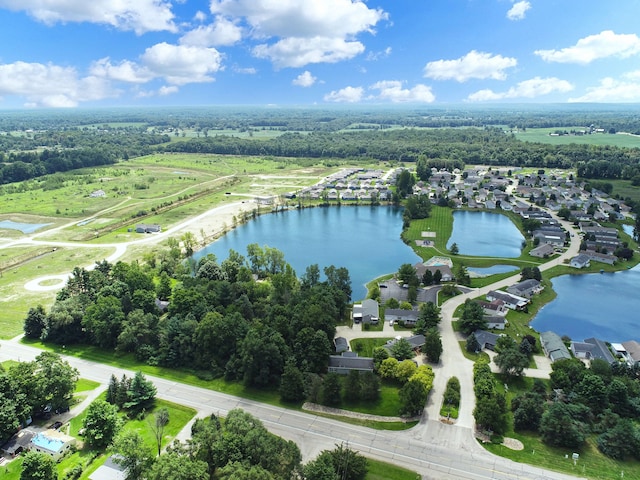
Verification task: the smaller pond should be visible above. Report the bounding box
[468,265,519,277]
[0,220,52,234]
[447,211,525,258]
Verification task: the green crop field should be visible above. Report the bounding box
[514,128,640,148]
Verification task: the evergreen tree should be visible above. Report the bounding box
[280,360,305,402]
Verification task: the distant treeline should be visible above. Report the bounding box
[2,106,640,133]
[0,131,169,185]
[164,128,640,179]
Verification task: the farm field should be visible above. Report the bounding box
[514,127,640,147]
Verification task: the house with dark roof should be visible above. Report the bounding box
[507,279,543,299]
[477,299,507,317]
[473,330,500,351]
[328,353,374,374]
[334,337,349,354]
[1,429,35,457]
[540,331,572,362]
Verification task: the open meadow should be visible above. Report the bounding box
[514,127,640,148]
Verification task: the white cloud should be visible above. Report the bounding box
[366,47,392,61]
[233,66,257,74]
[140,43,224,85]
[467,76,573,101]
[209,0,388,67]
[90,58,154,84]
[623,70,640,81]
[370,80,435,103]
[194,10,207,22]
[507,1,530,21]
[424,50,517,82]
[324,86,364,103]
[292,71,316,87]
[158,85,179,96]
[569,77,640,103]
[0,61,115,107]
[535,30,640,64]
[254,36,365,68]
[0,0,176,34]
[180,17,243,47]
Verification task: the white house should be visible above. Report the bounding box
[30,429,76,461]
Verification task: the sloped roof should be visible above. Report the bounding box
[540,331,571,362]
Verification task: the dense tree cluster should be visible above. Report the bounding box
[472,359,508,435]
[458,299,487,335]
[24,249,351,394]
[110,409,304,480]
[507,358,640,460]
[106,372,157,415]
[0,352,78,443]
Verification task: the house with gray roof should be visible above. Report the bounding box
[571,338,616,364]
[385,308,419,326]
[473,330,500,351]
[540,331,572,362]
[570,254,591,269]
[328,353,374,374]
[530,243,555,258]
[334,337,349,354]
[485,315,507,330]
[507,279,543,299]
[352,299,379,324]
[621,341,640,365]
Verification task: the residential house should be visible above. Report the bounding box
[30,429,76,461]
[571,338,616,364]
[540,331,572,362]
[570,254,591,269]
[485,315,507,330]
[1,429,35,457]
[334,337,349,354]
[473,330,500,351]
[621,341,640,365]
[385,335,426,352]
[507,279,543,299]
[486,290,529,310]
[530,243,555,258]
[90,455,127,480]
[385,308,419,327]
[328,353,374,374]
[476,299,508,317]
[585,251,617,265]
[352,299,379,324]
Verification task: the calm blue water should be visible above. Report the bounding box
[0,220,52,233]
[531,266,640,342]
[622,224,634,237]
[447,211,524,258]
[468,265,519,277]
[194,206,420,301]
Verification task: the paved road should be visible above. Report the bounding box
[0,340,583,480]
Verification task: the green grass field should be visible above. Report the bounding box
[514,128,640,148]
[366,458,421,479]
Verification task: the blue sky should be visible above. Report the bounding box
[0,0,639,108]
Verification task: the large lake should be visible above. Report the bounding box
[447,211,524,258]
[194,206,420,301]
[531,265,640,342]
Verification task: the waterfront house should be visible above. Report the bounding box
[540,331,572,362]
